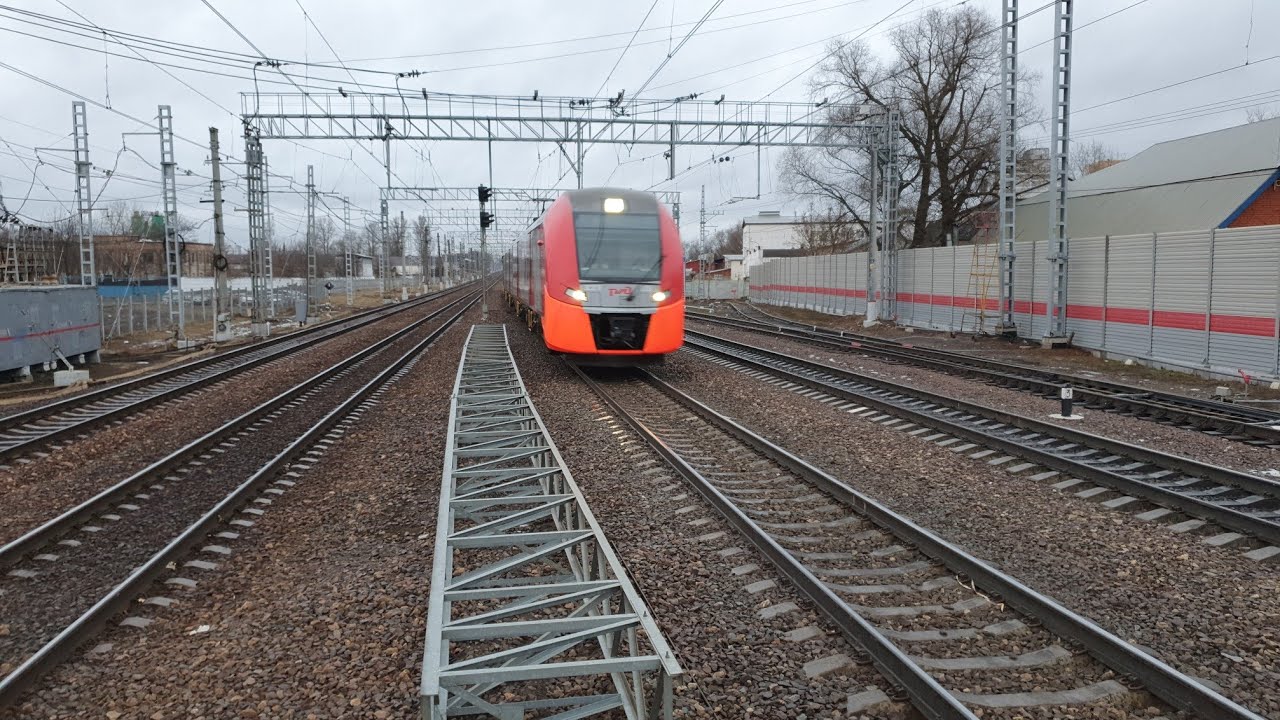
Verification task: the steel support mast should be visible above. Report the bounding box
[343,197,354,306]
[305,165,317,321]
[381,122,392,298]
[1044,0,1073,343]
[878,111,901,321]
[209,127,232,341]
[263,156,276,318]
[244,127,270,337]
[72,101,95,286]
[158,105,184,340]
[997,0,1020,332]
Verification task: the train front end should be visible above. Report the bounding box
[541,188,684,364]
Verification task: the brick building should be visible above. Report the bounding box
[94,235,215,281]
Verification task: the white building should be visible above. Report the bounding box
[741,211,805,272]
[724,253,746,280]
[353,253,375,278]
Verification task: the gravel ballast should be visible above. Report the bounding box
[0,294,461,547]
[0,302,475,694]
[504,319,908,719]
[656,347,1280,718]
[7,304,481,718]
[689,319,1280,478]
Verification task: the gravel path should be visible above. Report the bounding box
[505,321,909,719]
[656,347,1280,718]
[0,295,456,547]
[689,320,1280,478]
[5,304,481,719]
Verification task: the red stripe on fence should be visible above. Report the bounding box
[1209,314,1276,337]
[1152,310,1206,331]
[755,287,1278,338]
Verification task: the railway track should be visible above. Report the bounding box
[688,303,1280,448]
[0,288,480,708]
[682,329,1280,557]
[573,365,1264,719]
[0,282,476,465]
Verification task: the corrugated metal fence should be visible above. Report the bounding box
[749,225,1280,380]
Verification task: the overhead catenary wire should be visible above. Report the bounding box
[595,0,661,98]
[632,0,724,99]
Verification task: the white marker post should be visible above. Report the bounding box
[1052,386,1084,420]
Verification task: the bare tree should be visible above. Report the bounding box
[794,205,863,255]
[1246,104,1280,123]
[412,214,431,274]
[684,225,744,263]
[783,5,1041,249]
[313,217,336,255]
[1071,138,1125,177]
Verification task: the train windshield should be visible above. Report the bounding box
[573,211,662,283]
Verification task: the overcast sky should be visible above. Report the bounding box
[0,0,1277,256]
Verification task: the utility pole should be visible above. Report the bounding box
[209,127,231,341]
[866,130,880,325]
[305,164,317,321]
[479,184,493,320]
[697,185,724,301]
[343,197,353,307]
[72,101,95,286]
[699,185,708,301]
[380,119,391,299]
[399,209,407,299]
[158,105,185,342]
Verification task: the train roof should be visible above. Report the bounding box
[561,187,661,213]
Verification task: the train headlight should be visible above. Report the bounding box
[651,290,670,302]
[565,287,588,302]
[602,197,626,214]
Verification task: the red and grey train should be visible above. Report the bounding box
[503,187,685,363]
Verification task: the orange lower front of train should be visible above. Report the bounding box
[503,187,685,364]
[541,293,686,358]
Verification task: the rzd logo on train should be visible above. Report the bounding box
[609,287,633,296]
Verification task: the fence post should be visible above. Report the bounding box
[1101,236,1110,352]
[128,294,134,335]
[1204,229,1215,368]
[1273,236,1280,376]
[1148,232,1157,359]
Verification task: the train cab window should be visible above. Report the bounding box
[573,211,661,283]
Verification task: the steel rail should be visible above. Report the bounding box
[0,290,480,709]
[685,330,1280,546]
[574,364,1263,720]
[0,289,483,571]
[711,304,1280,430]
[720,303,1280,428]
[688,306,1280,445]
[568,363,973,720]
[0,282,478,463]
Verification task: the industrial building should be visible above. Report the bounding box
[1015,117,1280,240]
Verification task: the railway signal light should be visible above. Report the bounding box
[480,210,494,229]
[478,185,491,205]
